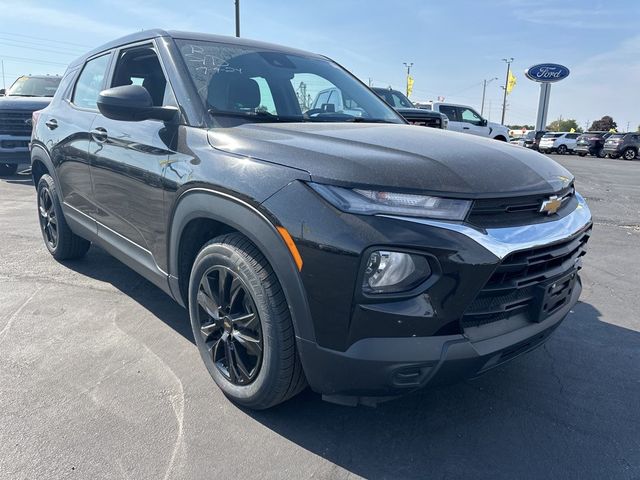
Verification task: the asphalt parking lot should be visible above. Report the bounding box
[1,154,639,480]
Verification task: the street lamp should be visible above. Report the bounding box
[500,57,514,125]
[403,62,413,98]
[481,77,498,117]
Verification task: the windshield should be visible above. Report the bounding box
[6,76,61,97]
[176,39,403,124]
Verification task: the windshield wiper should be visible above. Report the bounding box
[343,117,394,123]
[208,108,306,123]
[8,94,38,97]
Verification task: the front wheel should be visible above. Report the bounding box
[188,233,306,409]
[36,174,91,260]
[596,148,606,158]
[609,153,620,159]
[623,148,637,160]
[578,153,587,157]
[0,163,18,177]
[556,145,568,155]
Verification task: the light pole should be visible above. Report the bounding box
[500,57,514,125]
[403,62,413,97]
[235,0,240,37]
[481,77,498,117]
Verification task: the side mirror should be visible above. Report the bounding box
[0,88,5,96]
[481,118,488,127]
[97,85,177,122]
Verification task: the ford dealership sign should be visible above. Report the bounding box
[525,63,570,83]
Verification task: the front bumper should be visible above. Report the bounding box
[299,280,578,399]
[0,134,30,164]
[264,184,592,399]
[603,147,623,156]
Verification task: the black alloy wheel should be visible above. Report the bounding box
[38,185,58,250]
[196,265,263,385]
[556,144,567,155]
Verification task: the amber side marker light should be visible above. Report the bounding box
[276,226,303,271]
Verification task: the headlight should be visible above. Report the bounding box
[309,183,471,220]
[363,250,432,294]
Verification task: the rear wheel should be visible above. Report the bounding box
[609,153,620,159]
[556,144,568,155]
[596,148,606,158]
[0,163,18,177]
[188,233,306,409]
[36,174,91,260]
[578,153,587,157]
[623,148,637,160]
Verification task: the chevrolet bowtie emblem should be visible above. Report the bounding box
[540,195,563,215]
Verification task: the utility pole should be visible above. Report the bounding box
[481,77,498,116]
[626,121,630,132]
[235,0,240,37]
[500,57,514,125]
[403,62,413,97]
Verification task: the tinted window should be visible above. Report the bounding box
[543,133,562,138]
[111,45,169,107]
[439,105,457,121]
[565,133,579,139]
[73,54,111,109]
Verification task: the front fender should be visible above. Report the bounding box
[167,188,316,343]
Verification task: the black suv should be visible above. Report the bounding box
[603,132,639,160]
[575,132,611,158]
[31,30,592,409]
[0,75,61,176]
[371,87,448,129]
[522,130,547,151]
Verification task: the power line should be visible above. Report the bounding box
[0,30,91,49]
[0,55,69,66]
[0,41,80,58]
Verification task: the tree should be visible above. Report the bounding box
[507,124,535,131]
[546,118,582,132]
[589,116,617,132]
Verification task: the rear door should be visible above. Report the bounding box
[437,105,461,132]
[52,52,112,219]
[88,41,179,263]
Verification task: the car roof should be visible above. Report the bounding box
[68,29,324,69]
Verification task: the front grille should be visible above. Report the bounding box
[405,116,441,128]
[467,186,575,228]
[0,110,32,136]
[462,226,591,329]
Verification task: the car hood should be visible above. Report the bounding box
[0,96,52,110]
[207,123,573,197]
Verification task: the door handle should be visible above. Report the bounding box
[90,127,108,143]
[45,119,58,130]
[463,126,470,130]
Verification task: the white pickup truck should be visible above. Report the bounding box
[417,102,510,141]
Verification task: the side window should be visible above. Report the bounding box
[460,107,482,125]
[111,44,170,107]
[566,133,579,139]
[439,105,457,121]
[391,92,412,108]
[72,54,111,110]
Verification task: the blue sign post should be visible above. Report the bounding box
[526,63,570,131]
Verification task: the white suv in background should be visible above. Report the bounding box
[419,102,510,141]
[538,132,580,155]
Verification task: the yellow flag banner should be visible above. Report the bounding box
[407,75,414,97]
[506,70,517,94]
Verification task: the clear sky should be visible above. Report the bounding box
[1,0,638,130]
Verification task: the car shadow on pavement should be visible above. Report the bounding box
[247,301,640,479]
[62,246,194,343]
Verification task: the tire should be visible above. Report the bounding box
[609,153,620,159]
[578,153,587,157]
[596,148,606,158]
[623,148,637,160]
[0,163,18,177]
[556,145,567,155]
[36,174,91,260]
[188,233,306,409]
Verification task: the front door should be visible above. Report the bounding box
[88,42,178,264]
